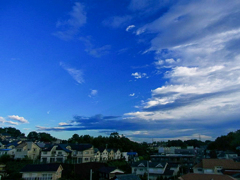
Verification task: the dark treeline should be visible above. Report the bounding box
[2,127,240,154]
[0,127,25,138]
[67,132,149,157]
[208,130,240,151]
[27,131,57,142]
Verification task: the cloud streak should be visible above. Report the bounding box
[8,115,29,123]
[60,62,84,84]
[53,2,86,40]
[122,0,240,128]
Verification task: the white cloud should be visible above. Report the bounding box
[129,93,135,97]
[131,72,147,79]
[126,25,135,32]
[59,122,70,126]
[89,90,98,97]
[53,2,86,40]
[8,115,29,123]
[103,15,132,28]
[126,1,240,131]
[60,62,84,84]
[79,37,111,58]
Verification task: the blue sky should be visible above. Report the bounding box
[1,0,240,142]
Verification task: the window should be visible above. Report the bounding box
[17,149,22,152]
[42,173,52,180]
[85,151,89,154]
[42,158,47,163]
[43,151,47,154]
[58,151,62,155]
[56,158,63,163]
[50,158,55,163]
[85,158,89,161]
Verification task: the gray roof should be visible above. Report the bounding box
[116,174,141,180]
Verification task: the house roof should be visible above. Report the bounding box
[99,167,124,174]
[70,143,93,151]
[61,162,106,180]
[21,164,62,172]
[199,159,240,169]
[131,160,166,168]
[99,167,117,173]
[115,174,141,180]
[179,173,237,180]
[127,152,137,156]
[98,147,107,152]
[0,149,11,151]
[57,144,71,153]
[5,141,21,148]
[16,142,27,148]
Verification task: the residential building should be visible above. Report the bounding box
[99,148,108,162]
[0,149,15,158]
[70,144,94,163]
[94,148,101,162]
[0,164,6,179]
[15,141,41,160]
[114,149,121,160]
[20,163,63,180]
[99,167,124,180]
[178,173,237,180]
[193,159,240,175]
[115,174,141,180]
[151,154,196,167]
[41,144,71,163]
[131,160,168,180]
[107,149,115,160]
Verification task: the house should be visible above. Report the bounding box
[61,162,106,180]
[20,163,63,180]
[0,149,15,158]
[114,149,121,160]
[41,144,71,163]
[99,167,124,179]
[178,173,237,180]
[15,141,41,160]
[99,148,109,162]
[115,174,141,180]
[218,151,238,160]
[151,154,196,168]
[128,152,138,162]
[70,143,94,163]
[131,160,168,180]
[0,164,6,179]
[94,148,101,162]
[193,159,240,175]
[5,140,22,149]
[107,149,115,160]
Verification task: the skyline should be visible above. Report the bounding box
[1,0,240,142]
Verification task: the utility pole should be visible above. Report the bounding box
[90,169,92,180]
[147,161,149,180]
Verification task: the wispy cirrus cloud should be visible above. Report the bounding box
[60,62,84,84]
[0,117,19,125]
[103,15,133,28]
[89,89,98,98]
[53,2,86,40]
[79,37,111,58]
[131,72,148,79]
[36,113,215,141]
[8,115,29,123]
[124,0,240,132]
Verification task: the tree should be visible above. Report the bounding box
[27,131,39,141]
[209,150,217,158]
